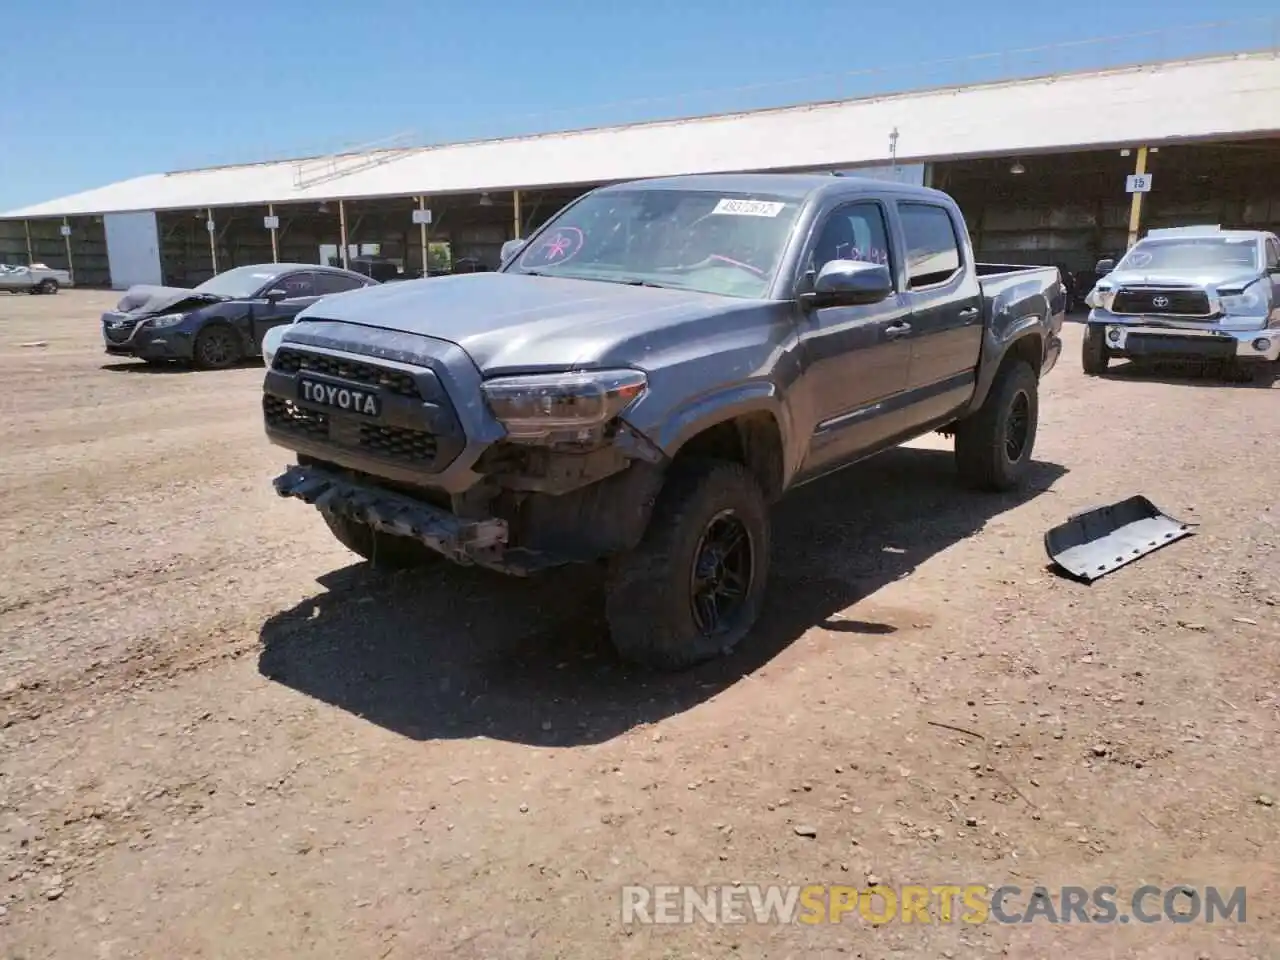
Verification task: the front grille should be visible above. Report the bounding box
[358,423,438,462]
[104,321,137,343]
[266,394,440,467]
[264,395,329,442]
[273,348,420,399]
[1112,289,1211,317]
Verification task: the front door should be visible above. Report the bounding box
[793,200,914,476]
[895,201,984,425]
[251,271,322,346]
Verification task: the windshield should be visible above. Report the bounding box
[1118,237,1258,273]
[194,265,282,298]
[504,189,802,298]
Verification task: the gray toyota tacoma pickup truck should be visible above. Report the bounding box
[263,173,1064,670]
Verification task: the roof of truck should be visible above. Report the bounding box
[596,172,949,202]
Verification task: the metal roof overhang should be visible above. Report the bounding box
[4,52,1279,220]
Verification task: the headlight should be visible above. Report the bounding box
[1085,285,1111,309]
[1219,282,1266,316]
[147,312,187,329]
[481,369,647,442]
[261,325,287,368]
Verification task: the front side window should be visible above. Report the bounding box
[1266,239,1279,271]
[898,203,962,289]
[503,188,803,298]
[809,202,893,280]
[275,272,318,298]
[1117,237,1259,272]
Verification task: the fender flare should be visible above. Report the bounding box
[652,380,793,462]
[966,315,1046,416]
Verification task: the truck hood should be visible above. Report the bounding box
[295,272,753,373]
[114,284,227,317]
[1101,267,1264,290]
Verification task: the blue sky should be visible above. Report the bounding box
[0,0,1274,211]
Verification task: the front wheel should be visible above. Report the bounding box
[1082,324,1109,375]
[605,459,770,671]
[954,359,1039,492]
[193,324,242,370]
[321,510,441,569]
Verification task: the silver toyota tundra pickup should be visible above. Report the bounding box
[1082,225,1280,376]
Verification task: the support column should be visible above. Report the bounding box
[207,208,218,275]
[23,220,33,264]
[339,199,349,268]
[268,202,279,263]
[62,217,74,283]
[1126,146,1149,249]
[513,189,522,239]
[418,196,428,276]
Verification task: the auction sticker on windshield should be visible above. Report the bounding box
[712,199,787,217]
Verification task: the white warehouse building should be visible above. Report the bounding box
[2,49,1278,290]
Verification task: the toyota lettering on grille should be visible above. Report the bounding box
[1152,296,1170,308]
[298,378,381,417]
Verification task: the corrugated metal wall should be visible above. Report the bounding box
[0,218,111,286]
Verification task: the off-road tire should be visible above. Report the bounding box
[1081,324,1109,375]
[605,459,770,672]
[38,279,58,295]
[954,359,1039,492]
[321,510,440,570]
[193,323,242,370]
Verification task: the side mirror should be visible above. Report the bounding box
[801,260,894,310]
[499,238,526,265]
[1095,258,1116,277]
[265,288,288,303]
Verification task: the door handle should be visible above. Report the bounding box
[958,306,980,319]
[884,321,912,340]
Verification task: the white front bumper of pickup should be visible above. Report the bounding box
[1098,324,1280,361]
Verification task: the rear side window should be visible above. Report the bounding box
[1267,239,1279,271]
[314,273,368,295]
[899,203,962,288]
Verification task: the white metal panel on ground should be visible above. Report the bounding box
[103,212,162,289]
[4,53,1280,219]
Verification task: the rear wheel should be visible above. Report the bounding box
[1082,324,1109,375]
[954,359,1039,492]
[193,324,241,370]
[605,459,770,671]
[38,279,58,295]
[321,510,441,569]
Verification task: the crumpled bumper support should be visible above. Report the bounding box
[1045,495,1196,582]
[273,462,517,569]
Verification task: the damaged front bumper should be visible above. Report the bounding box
[273,462,558,575]
[1086,314,1280,362]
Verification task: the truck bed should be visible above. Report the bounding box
[975,262,1065,377]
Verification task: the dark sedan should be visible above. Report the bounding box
[101,263,379,369]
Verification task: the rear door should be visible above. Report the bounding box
[792,199,914,475]
[895,201,984,425]
[250,271,323,346]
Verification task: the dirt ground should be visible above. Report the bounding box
[1,290,1277,959]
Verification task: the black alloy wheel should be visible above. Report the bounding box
[689,509,755,638]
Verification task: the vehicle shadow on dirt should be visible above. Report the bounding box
[1102,358,1278,389]
[100,359,263,374]
[258,447,1067,746]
